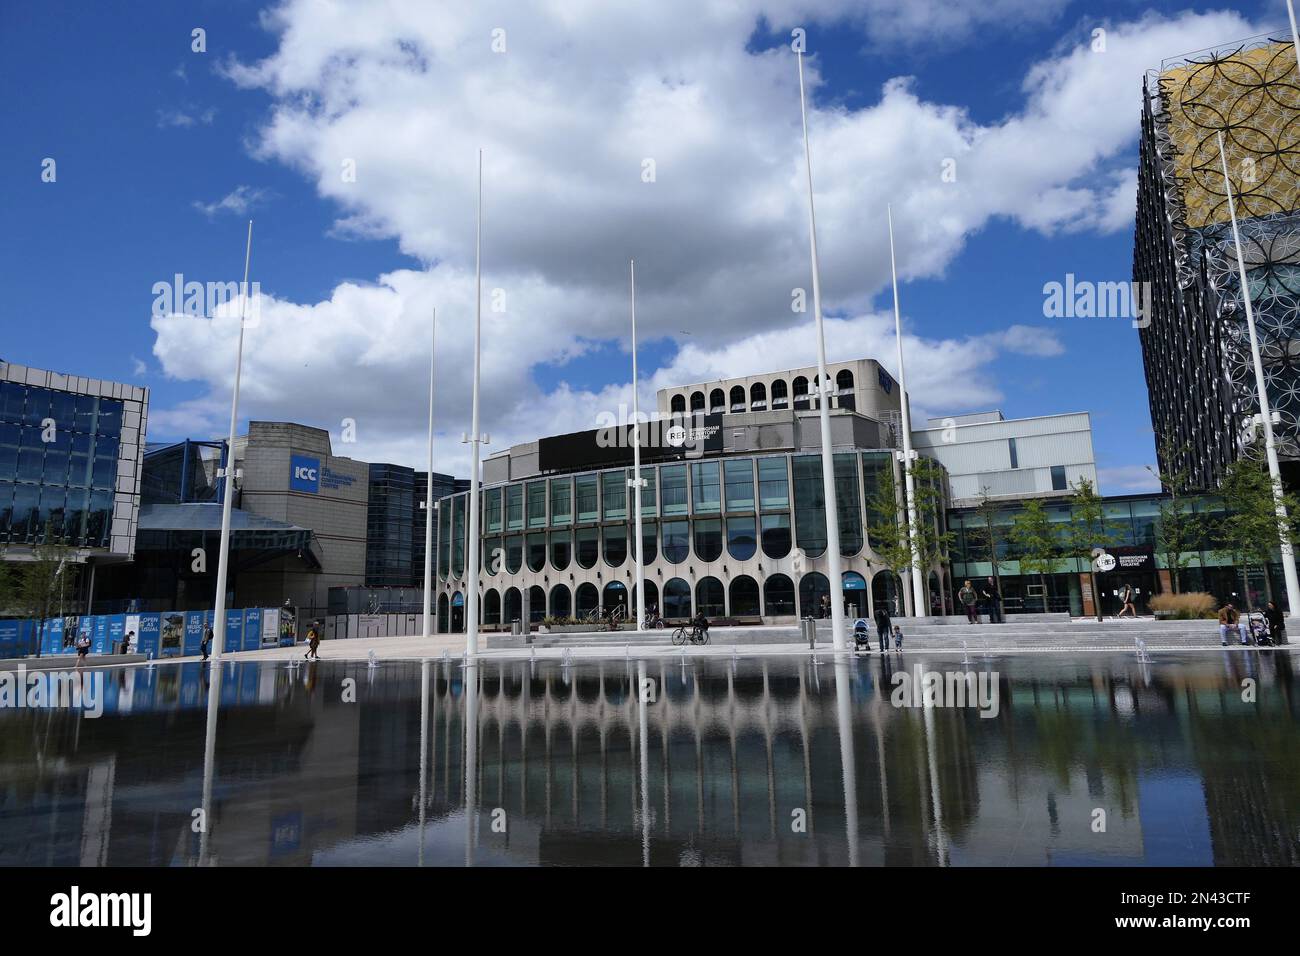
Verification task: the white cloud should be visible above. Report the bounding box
[150,2,1257,475]
[157,106,217,129]
[1098,464,1161,495]
[192,185,273,218]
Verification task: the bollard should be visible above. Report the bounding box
[801,617,816,650]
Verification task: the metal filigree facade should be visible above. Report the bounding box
[1135,37,1300,489]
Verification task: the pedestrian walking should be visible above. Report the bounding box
[121,630,135,655]
[892,624,904,651]
[75,632,91,667]
[873,602,892,653]
[959,580,979,623]
[305,623,321,661]
[981,577,1003,623]
[200,625,212,662]
[1218,601,1248,646]
[819,594,831,620]
[1117,583,1138,618]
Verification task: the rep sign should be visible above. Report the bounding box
[290,455,320,493]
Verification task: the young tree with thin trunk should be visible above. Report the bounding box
[15,528,80,658]
[1010,498,1058,612]
[1146,437,1202,594]
[968,487,1008,602]
[865,461,916,615]
[1213,449,1300,611]
[1061,478,1116,622]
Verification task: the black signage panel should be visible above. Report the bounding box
[536,413,723,473]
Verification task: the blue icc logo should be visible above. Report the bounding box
[290,454,320,493]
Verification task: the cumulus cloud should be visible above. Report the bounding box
[151,1,1257,476]
[1098,464,1161,494]
[192,185,274,218]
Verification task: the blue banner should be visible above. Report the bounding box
[107,615,126,655]
[42,617,64,656]
[77,617,93,655]
[136,612,161,659]
[224,610,243,654]
[91,615,109,654]
[0,619,20,658]
[242,607,262,651]
[159,611,185,658]
[183,612,205,657]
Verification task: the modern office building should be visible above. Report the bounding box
[1135,36,1300,489]
[911,410,1098,507]
[366,463,468,588]
[0,360,149,605]
[431,358,951,632]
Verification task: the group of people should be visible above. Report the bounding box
[858,603,903,652]
[1217,600,1287,646]
[957,578,1004,623]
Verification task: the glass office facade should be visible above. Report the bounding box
[0,380,123,547]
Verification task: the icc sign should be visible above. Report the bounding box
[290,454,321,493]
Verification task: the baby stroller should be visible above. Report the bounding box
[853,618,872,651]
[1246,612,1275,646]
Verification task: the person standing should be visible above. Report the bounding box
[982,577,1003,623]
[873,602,892,653]
[1218,601,1248,646]
[1265,601,1286,645]
[200,625,213,662]
[121,630,135,655]
[305,623,321,661]
[819,594,831,620]
[1117,583,1138,618]
[958,580,979,623]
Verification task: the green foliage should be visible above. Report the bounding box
[1063,478,1118,620]
[865,461,914,579]
[967,487,1008,582]
[1010,498,1058,578]
[1213,448,1300,609]
[1147,437,1204,593]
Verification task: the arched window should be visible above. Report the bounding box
[836,368,854,392]
[763,574,795,616]
[799,572,830,617]
[729,576,760,617]
[771,379,789,409]
[792,455,827,558]
[709,388,725,413]
[483,589,501,626]
[696,576,724,617]
[842,571,867,618]
[575,582,599,619]
[872,571,901,617]
[760,513,791,558]
[549,530,571,570]
[549,584,571,619]
[437,593,449,632]
[663,577,692,619]
[662,519,689,563]
[503,587,522,625]
[729,385,746,412]
[693,518,722,562]
[690,391,706,413]
[603,581,629,618]
[792,376,810,409]
[506,534,523,574]
[750,382,767,410]
[526,532,546,572]
[639,579,659,616]
[834,453,863,556]
[450,592,465,632]
[603,524,627,567]
[638,521,657,564]
[576,526,599,568]
[670,393,686,414]
[528,585,546,623]
[726,516,756,560]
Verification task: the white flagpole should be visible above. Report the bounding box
[422,308,436,640]
[1217,131,1300,618]
[211,219,253,662]
[464,150,484,658]
[797,50,846,652]
[887,206,928,618]
[630,259,646,634]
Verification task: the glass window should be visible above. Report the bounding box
[660,465,687,516]
[664,578,692,619]
[526,532,546,572]
[761,513,791,558]
[792,455,827,558]
[92,455,117,489]
[635,467,657,516]
[603,524,627,566]
[86,489,112,547]
[694,517,722,562]
[12,484,38,541]
[727,516,757,561]
[730,576,760,616]
[0,382,25,423]
[484,537,503,574]
[696,577,724,616]
[0,480,13,540]
[22,388,49,427]
[862,453,893,529]
[451,496,466,576]
[602,470,627,520]
[662,519,689,563]
[834,453,862,556]
[526,481,546,528]
[764,574,795,615]
[549,530,571,570]
[505,534,523,574]
[576,526,599,568]
[73,395,96,433]
[575,474,599,522]
[96,400,124,438]
[438,498,452,579]
[724,459,754,511]
[485,487,502,533]
[549,478,572,525]
[1050,465,1067,491]
[770,380,788,410]
[692,462,721,514]
[506,484,524,530]
[639,520,657,564]
[1008,438,1019,469]
[758,457,789,510]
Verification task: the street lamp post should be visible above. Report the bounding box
[796,49,846,652]
[1217,130,1300,617]
[421,309,436,641]
[464,151,485,659]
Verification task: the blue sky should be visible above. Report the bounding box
[0,0,1285,487]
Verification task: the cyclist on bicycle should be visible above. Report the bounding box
[692,610,710,641]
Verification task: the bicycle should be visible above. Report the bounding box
[643,612,665,629]
[671,623,710,646]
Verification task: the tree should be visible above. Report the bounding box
[1010,499,1058,612]
[865,460,914,614]
[1061,478,1117,621]
[1213,449,1300,611]
[1146,437,1203,594]
[13,529,81,658]
[967,487,1008,599]
[866,455,953,616]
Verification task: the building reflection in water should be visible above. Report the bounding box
[1,650,1297,866]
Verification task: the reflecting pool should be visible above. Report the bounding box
[1,651,1297,866]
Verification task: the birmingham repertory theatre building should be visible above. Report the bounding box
[1135,36,1300,489]
[431,359,949,632]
